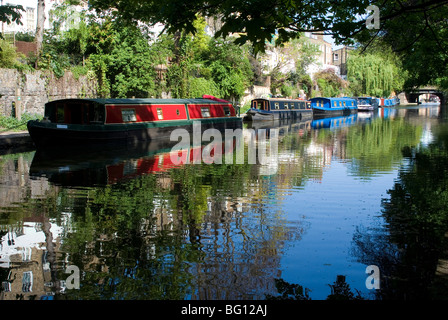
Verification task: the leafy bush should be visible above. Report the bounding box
[0,40,22,68]
[0,113,41,132]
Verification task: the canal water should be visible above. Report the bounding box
[1,104,448,301]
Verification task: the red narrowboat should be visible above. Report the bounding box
[27,96,241,148]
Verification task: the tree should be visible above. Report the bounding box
[353,2,448,90]
[0,3,23,27]
[346,49,405,97]
[35,0,46,64]
[87,0,448,91]
[314,68,348,97]
[88,0,448,52]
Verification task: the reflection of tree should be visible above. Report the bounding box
[346,118,422,178]
[266,275,365,300]
[266,278,311,300]
[352,121,448,299]
[327,275,364,300]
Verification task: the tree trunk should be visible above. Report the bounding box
[35,0,46,66]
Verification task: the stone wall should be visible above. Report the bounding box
[0,68,98,117]
[241,85,271,107]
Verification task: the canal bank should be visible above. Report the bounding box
[0,130,34,154]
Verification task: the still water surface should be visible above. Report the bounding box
[1,105,448,300]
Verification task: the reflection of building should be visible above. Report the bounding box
[0,155,60,300]
[0,221,62,300]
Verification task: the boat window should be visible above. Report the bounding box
[334,101,337,107]
[57,106,64,123]
[201,107,211,118]
[284,103,289,109]
[275,103,280,109]
[122,109,137,122]
[339,101,342,106]
[343,101,346,106]
[156,108,164,120]
[89,104,105,124]
[223,106,231,116]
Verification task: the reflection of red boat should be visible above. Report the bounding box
[105,141,229,184]
[30,137,237,187]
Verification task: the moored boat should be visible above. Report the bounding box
[383,97,400,107]
[357,97,379,111]
[243,98,312,121]
[310,97,358,117]
[27,96,241,148]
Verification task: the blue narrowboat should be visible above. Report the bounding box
[383,97,400,107]
[310,97,358,116]
[244,98,312,121]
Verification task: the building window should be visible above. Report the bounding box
[26,7,35,31]
[22,271,33,292]
[22,247,32,262]
[2,281,11,292]
[201,107,211,118]
[122,109,137,122]
[334,53,339,61]
[156,108,164,120]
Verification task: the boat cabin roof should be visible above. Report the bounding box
[310,97,356,102]
[45,98,232,107]
[252,97,307,102]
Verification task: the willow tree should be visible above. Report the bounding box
[347,50,405,97]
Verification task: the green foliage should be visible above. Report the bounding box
[347,50,405,97]
[188,77,220,98]
[106,26,158,98]
[314,68,347,97]
[164,25,254,100]
[0,4,24,26]
[0,113,41,131]
[0,40,22,68]
[87,0,372,54]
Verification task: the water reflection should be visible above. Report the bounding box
[1,105,448,300]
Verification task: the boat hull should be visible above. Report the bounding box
[244,108,312,121]
[312,107,357,117]
[357,105,378,112]
[27,118,242,149]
